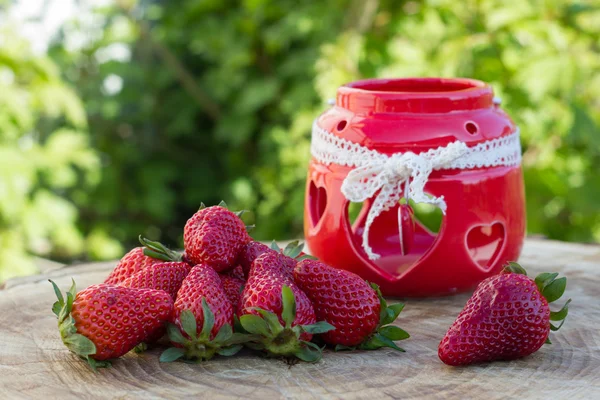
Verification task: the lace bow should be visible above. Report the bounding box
[340,142,469,260]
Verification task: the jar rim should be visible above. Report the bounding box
[337,78,494,114]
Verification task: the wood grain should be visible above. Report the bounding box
[1,239,599,400]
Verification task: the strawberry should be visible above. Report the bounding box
[121,261,192,300]
[238,241,272,277]
[121,261,192,347]
[104,247,162,285]
[181,250,192,266]
[294,259,409,350]
[269,240,316,271]
[220,274,244,309]
[239,252,315,329]
[227,265,246,281]
[238,252,333,362]
[238,240,313,278]
[160,264,247,362]
[438,262,571,366]
[275,241,315,263]
[105,236,183,285]
[183,202,252,273]
[50,280,173,369]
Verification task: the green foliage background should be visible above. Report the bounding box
[1,0,599,280]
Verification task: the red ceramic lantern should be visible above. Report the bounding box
[304,78,525,297]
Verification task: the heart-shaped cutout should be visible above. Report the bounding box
[346,200,440,280]
[466,222,506,272]
[308,181,327,227]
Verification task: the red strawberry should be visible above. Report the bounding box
[238,241,272,277]
[238,240,311,278]
[294,259,409,350]
[220,274,244,309]
[240,252,315,329]
[438,262,571,366]
[272,241,316,273]
[227,265,246,281]
[120,261,192,346]
[121,261,192,300]
[173,265,233,338]
[160,264,246,362]
[105,247,162,285]
[183,203,251,272]
[237,252,332,362]
[50,280,173,369]
[105,237,184,285]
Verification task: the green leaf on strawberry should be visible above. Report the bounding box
[283,241,303,259]
[281,285,297,327]
[382,303,405,325]
[166,322,187,345]
[239,285,334,363]
[159,347,186,363]
[181,308,198,340]
[534,272,558,290]
[49,279,111,371]
[302,321,336,335]
[542,277,567,303]
[269,240,317,261]
[505,261,528,275]
[378,325,410,341]
[161,299,251,363]
[139,235,183,262]
[550,298,571,321]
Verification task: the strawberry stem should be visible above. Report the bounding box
[239,285,334,362]
[139,236,183,262]
[161,299,248,363]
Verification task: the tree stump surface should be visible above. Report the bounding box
[0,238,598,399]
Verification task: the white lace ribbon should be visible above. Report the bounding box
[310,120,522,260]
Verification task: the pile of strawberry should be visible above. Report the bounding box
[50,202,572,370]
[50,203,409,369]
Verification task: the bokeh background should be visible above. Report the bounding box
[1,0,599,281]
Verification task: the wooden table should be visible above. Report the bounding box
[1,239,598,399]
